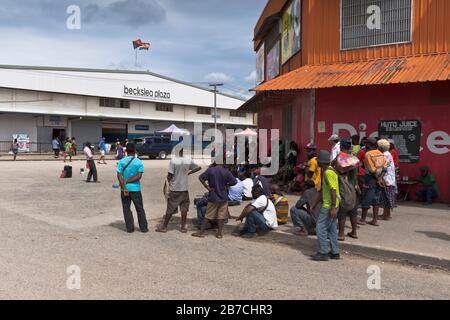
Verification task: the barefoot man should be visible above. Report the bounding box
[156,151,201,233]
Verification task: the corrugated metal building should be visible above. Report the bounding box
[241,0,450,202]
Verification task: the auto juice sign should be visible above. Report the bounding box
[379,120,422,163]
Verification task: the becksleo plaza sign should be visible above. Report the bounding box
[123,85,171,102]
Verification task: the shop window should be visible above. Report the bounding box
[99,98,130,109]
[341,0,412,50]
[156,103,174,112]
[197,107,211,115]
[230,111,247,118]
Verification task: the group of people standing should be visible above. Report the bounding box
[51,137,77,162]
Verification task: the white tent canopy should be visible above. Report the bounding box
[157,124,190,135]
[234,128,257,137]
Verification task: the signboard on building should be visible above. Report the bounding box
[12,134,30,153]
[256,43,265,84]
[379,120,422,164]
[123,85,171,102]
[44,115,67,127]
[135,125,150,131]
[266,41,280,81]
[281,0,301,64]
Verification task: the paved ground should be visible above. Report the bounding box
[0,160,449,299]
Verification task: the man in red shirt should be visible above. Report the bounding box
[389,139,400,168]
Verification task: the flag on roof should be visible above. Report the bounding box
[132,39,150,50]
[139,42,150,50]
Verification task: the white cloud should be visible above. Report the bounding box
[244,70,256,83]
[204,72,233,83]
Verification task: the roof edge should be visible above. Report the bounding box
[0,64,247,102]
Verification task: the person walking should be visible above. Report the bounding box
[64,138,72,163]
[98,137,107,165]
[11,139,19,161]
[311,150,341,261]
[71,137,77,156]
[84,142,98,183]
[117,143,148,233]
[156,151,201,233]
[52,137,60,158]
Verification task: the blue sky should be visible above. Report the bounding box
[0,0,267,99]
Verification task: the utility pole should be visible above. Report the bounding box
[209,83,223,133]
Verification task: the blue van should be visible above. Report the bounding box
[135,135,176,160]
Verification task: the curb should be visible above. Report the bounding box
[272,229,450,271]
[164,216,450,271]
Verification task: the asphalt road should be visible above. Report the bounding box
[0,160,449,299]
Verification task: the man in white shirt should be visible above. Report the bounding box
[156,152,201,233]
[241,171,254,200]
[328,134,341,162]
[84,142,98,183]
[235,185,278,238]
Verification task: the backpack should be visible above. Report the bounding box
[338,175,357,211]
[365,150,386,177]
[324,168,357,211]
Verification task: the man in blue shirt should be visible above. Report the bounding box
[117,143,148,233]
[98,137,107,165]
[192,163,237,239]
[228,170,244,205]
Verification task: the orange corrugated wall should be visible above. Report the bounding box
[302,0,450,65]
[256,0,450,70]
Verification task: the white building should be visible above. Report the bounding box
[0,65,254,150]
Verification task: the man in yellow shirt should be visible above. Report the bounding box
[311,150,341,262]
[305,143,321,191]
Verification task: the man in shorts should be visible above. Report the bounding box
[98,137,107,165]
[156,151,201,233]
[192,163,237,239]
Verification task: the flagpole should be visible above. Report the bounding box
[135,48,138,69]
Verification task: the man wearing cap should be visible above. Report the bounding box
[311,150,340,261]
[328,134,341,162]
[305,143,321,191]
[415,166,439,205]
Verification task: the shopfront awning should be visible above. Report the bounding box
[254,54,450,92]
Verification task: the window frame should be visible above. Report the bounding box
[155,103,174,112]
[339,0,414,51]
[197,107,212,115]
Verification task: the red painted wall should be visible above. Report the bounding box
[257,82,450,202]
[314,82,450,202]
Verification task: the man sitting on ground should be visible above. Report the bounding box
[235,185,278,238]
[241,171,254,201]
[252,167,272,197]
[290,181,320,236]
[271,184,289,225]
[415,166,439,205]
[228,170,244,206]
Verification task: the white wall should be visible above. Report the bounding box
[0,114,37,141]
[0,88,254,126]
[0,68,246,110]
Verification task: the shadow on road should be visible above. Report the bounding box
[416,230,450,242]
